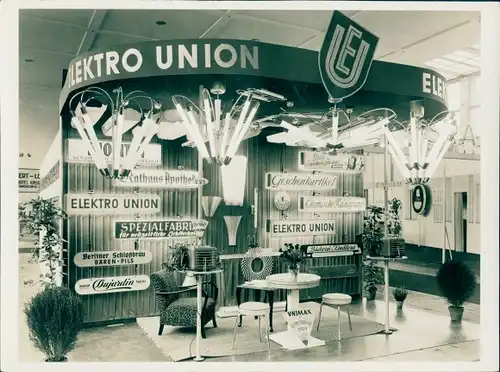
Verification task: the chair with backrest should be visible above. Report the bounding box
[150,269,218,338]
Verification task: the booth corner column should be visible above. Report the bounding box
[383,133,391,335]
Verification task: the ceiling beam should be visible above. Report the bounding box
[364,146,480,161]
[76,10,108,55]
[199,10,232,39]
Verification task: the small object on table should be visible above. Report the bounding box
[365,256,408,334]
[265,273,322,350]
[236,281,276,332]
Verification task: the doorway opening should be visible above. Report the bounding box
[454,192,468,252]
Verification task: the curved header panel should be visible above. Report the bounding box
[59,39,447,111]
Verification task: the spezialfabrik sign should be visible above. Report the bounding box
[65,194,161,215]
[114,219,209,239]
[265,172,337,191]
[75,275,150,295]
[319,10,379,101]
[299,196,366,213]
[73,250,153,267]
[266,219,335,237]
[65,139,162,167]
[298,151,363,173]
[113,169,208,189]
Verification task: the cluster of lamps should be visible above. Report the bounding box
[68,86,162,179]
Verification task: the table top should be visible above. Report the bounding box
[266,273,321,290]
[238,280,276,291]
[178,269,223,275]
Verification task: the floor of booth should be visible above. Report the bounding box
[18,251,480,363]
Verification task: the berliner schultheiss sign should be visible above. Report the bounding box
[65,194,161,215]
[75,275,150,295]
[113,169,208,189]
[265,173,337,191]
[74,250,153,267]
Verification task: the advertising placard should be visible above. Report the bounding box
[113,169,208,189]
[19,168,40,193]
[265,172,337,191]
[299,196,366,213]
[298,151,363,173]
[304,243,361,256]
[65,139,162,167]
[73,250,153,267]
[283,308,316,346]
[65,194,161,215]
[75,275,150,295]
[266,219,335,237]
[114,219,209,239]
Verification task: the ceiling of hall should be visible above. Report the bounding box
[18,8,481,163]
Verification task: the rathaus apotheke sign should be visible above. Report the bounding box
[66,42,259,89]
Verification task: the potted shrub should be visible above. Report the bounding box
[393,287,408,309]
[363,258,384,300]
[362,206,384,257]
[24,286,84,362]
[436,260,476,323]
[166,243,191,271]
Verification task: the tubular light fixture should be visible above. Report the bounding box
[69,87,162,179]
[221,155,248,206]
[172,87,286,165]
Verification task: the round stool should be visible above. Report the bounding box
[232,302,271,354]
[317,293,353,340]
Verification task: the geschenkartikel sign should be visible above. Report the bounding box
[66,194,161,215]
[75,275,150,295]
[73,250,153,267]
[265,173,337,191]
[298,151,363,173]
[115,219,209,239]
[66,139,162,167]
[266,219,336,237]
[299,196,366,213]
[114,169,208,189]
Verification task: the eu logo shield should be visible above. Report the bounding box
[319,11,379,101]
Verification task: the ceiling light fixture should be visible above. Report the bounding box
[172,86,286,165]
[68,86,162,179]
[155,20,167,25]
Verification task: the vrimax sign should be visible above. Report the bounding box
[319,11,379,101]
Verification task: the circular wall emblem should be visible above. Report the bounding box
[274,192,291,211]
[412,184,431,216]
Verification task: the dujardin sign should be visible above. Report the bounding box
[65,193,161,215]
[115,219,209,239]
[75,275,150,295]
[265,172,337,191]
[113,169,208,189]
[74,250,153,267]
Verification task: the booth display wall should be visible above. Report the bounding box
[202,133,363,307]
[63,126,200,323]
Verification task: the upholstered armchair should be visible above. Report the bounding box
[150,269,218,338]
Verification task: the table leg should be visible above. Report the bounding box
[236,287,243,327]
[194,276,204,361]
[287,289,300,311]
[268,291,274,332]
[254,289,262,319]
[383,260,392,335]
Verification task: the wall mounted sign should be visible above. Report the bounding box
[373,181,405,188]
[274,191,292,211]
[304,243,361,256]
[73,250,153,267]
[319,11,379,101]
[75,275,150,295]
[19,168,40,193]
[412,184,431,216]
[265,173,337,191]
[298,151,363,173]
[299,196,366,213]
[113,169,208,189]
[114,219,208,239]
[65,194,161,215]
[65,139,162,167]
[39,161,60,192]
[266,219,335,237]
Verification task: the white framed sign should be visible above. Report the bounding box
[283,308,316,346]
[65,194,161,215]
[266,219,335,237]
[65,139,162,167]
[73,250,153,267]
[19,168,40,193]
[274,191,291,211]
[115,219,208,239]
[75,275,150,295]
[299,196,366,213]
[113,169,208,189]
[304,243,361,255]
[298,151,363,173]
[265,172,337,191]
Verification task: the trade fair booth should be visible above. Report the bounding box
[38,11,455,361]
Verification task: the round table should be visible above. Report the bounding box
[265,273,323,350]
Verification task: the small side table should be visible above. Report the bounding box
[236,282,276,332]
